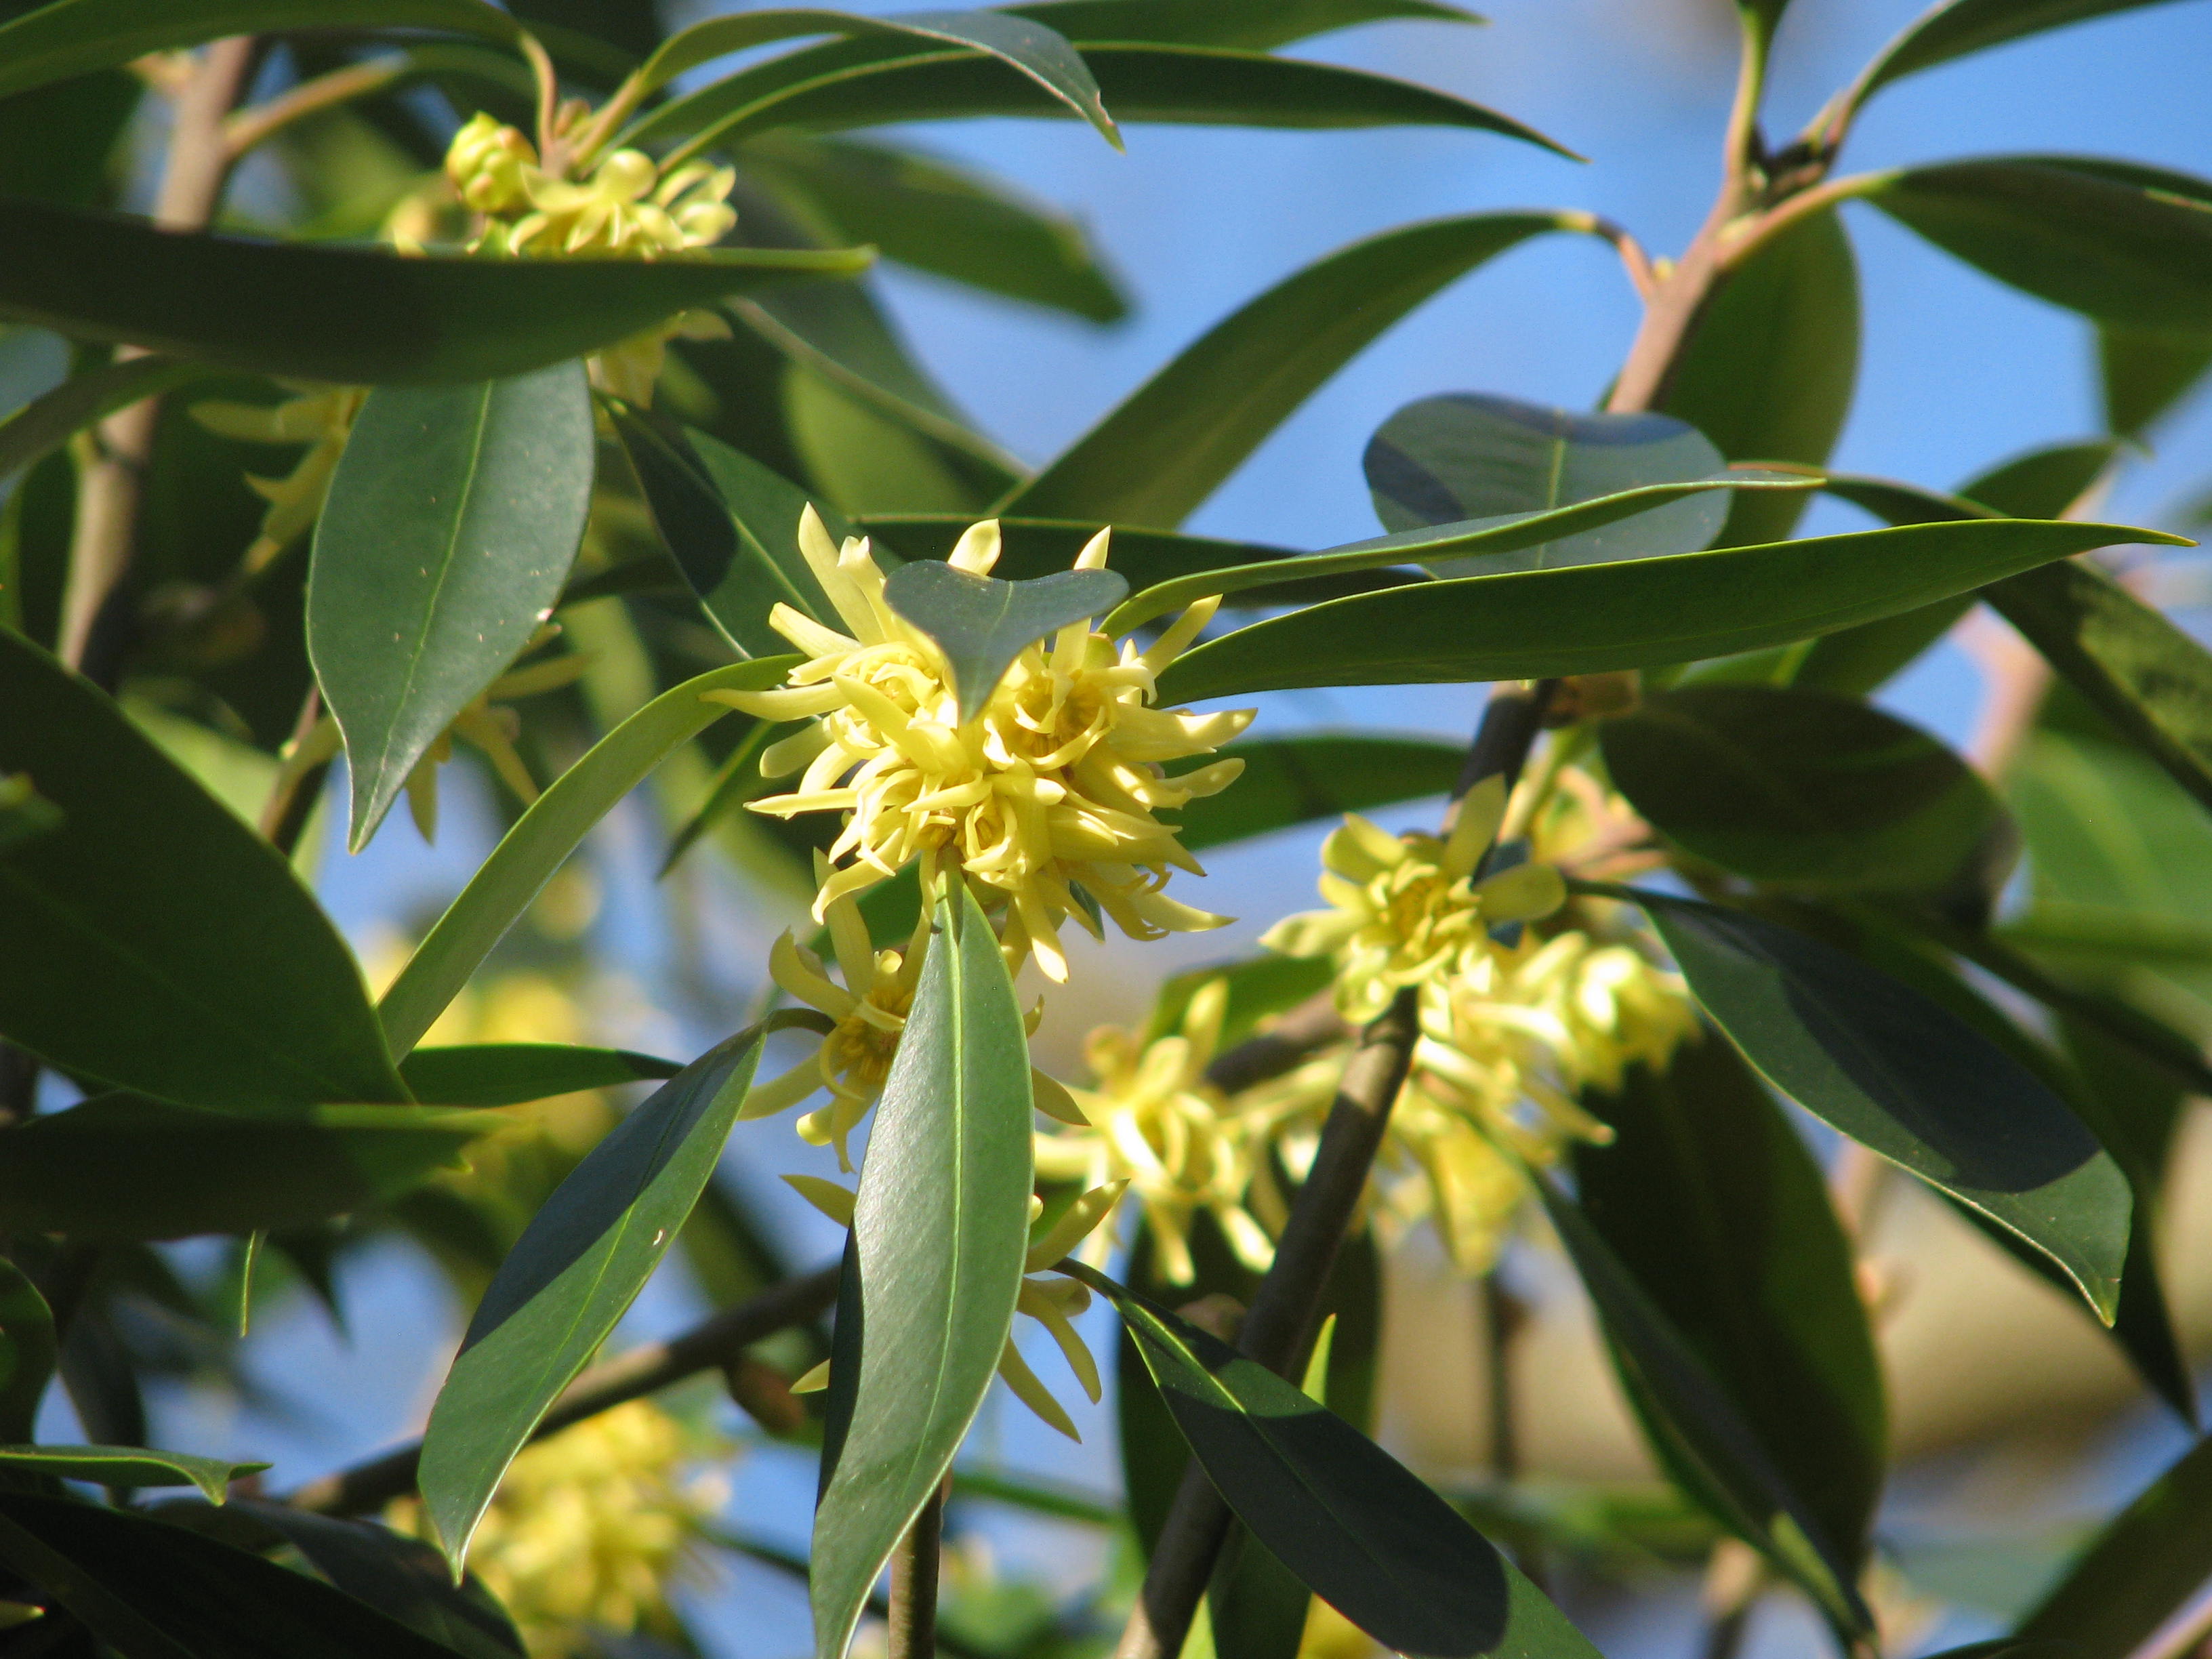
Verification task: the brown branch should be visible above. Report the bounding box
[888,1481,947,1659]
[258,689,329,856]
[283,1264,840,1517]
[223,56,408,163]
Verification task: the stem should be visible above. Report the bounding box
[258,689,329,856]
[888,1482,947,1659]
[222,56,409,163]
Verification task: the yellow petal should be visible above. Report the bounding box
[1475,861,1566,924]
[996,1340,1080,1441]
[1026,1180,1126,1271]
[792,1360,832,1393]
[1031,1068,1092,1128]
[947,518,1003,575]
[1445,773,1509,877]
[781,1172,857,1227]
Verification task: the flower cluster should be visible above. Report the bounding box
[190,386,365,573]
[710,511,1252,983]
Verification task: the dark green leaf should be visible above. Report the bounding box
[379,658,797,1057]
[0,196,868,385]
[0,1490,460,1659]
[1072,1263,1598,1659]
[0,0,521,104]
[418,1019,782,1565]
[0,1096,483,1240]
[741,134,1128,322]
[1156,518,2182,703]
[1143,954,1335,1049]
[1614,890,2133,1320]
[0,628,405,1112]
[859,514,1307,593]
[813,886,1035,1659]
[0,1446,266,1503]
[1535,1185,1870,1635]
[1662,209,1858,547]
[1965,441,2123,518]
[2013,1432,2212,1656]
[2101,325,2212,436]
[399,1044,683,1107]
[785,364,1007,516]
[1007,0,1482,49]
[1599,684,2003,892]
[1176,735,1461,852]
[311,363,594,850]
[1868,158,2212,333]
[882,558,1127,720]
[0,353,213,483]
[0,1261,54,1444]
[0,771,60,854]
[1843,0,2200,110]
[1576,1033,1886,1569]
[1365,392,1727,569]
[1002,213,1573,527]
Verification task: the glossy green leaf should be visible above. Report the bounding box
[2101,325,2212,436]
[1007,0,1482,47]
[0,196,869,386]
[1599,684,2003,892]
[1002,213,1572,527]
[1578,1035,1885,1565]
[1365,392,1727,571]
[0,628,405,1113]
[1072,1263,1599,1659]
[1176,734,1462,852]
[0,1262,54,1445]
[813,885,1035,1659]
[2013,1432,2212,1656]
[0,1446,266,1503]
[1965,441,2123,518]
[1535,1185,1871,1635]
[1869,157,2212,333]
[0,772,60,855]
[379,658,796,1057]
[785,363,1006,516]
[611,409,841,659]
[1841,0,2200,112]
[1615,889,2133,1320]
[0,1490,459,1659]
[0,0,521,104]
[399,1044,683,1107]
[311,363,594,850]
[741,135,1128,322]
[0,352,212,483]
[882,559,1126,720]
[0,1096,485,1240]
[1156,518,2182,703]
[1662,209,1858,547]
[419,1018,785,1566]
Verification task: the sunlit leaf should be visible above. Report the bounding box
[883,558,1126,720]
[398,1044,683,1107]
[0,1446,266,1504]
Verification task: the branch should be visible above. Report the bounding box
[888,1482,947,1659]
[223,56,408,163]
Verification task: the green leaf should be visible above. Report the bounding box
[1598,684,2004,893]
[0,1490,462,1659]
[1006,0,1483,49]
[638,6,1120,148]
[0,353,213,483]
[1660,209,1858,547]
[1071,1263,1599,1659]
[311,363,595,851]
[1143,954,1335,1050]
[399,1044,683,1107]
[1534,1185,1872,1635]
[0,1096,485,1240]
[1365,392,1728,570]
[611,409,841,659]
[0,773,60,855]
[0,628,405,1113]
[1576,1035,1886,1569]
[859,514,1311,593]
[0,1446,266,1504]
[0,0,522,104]
[2013,1432,2212,1656]
[1963,441,2123,519]
[2101,325,2212,437]
[741,134,1128,322]
[418,1018,783,1566]
[1840,0,2200,113]
[812,885,1035,1659]
[1155,518,2183,703]
[1613,889,2133,1321]
[882,559,1126,720]
[1868,158,2212,334]
[1000,213,1574,527]
[0,1262,54,1445]
[378,658,796,1057]
[1176,734,1462,853]
[0,196,869,386]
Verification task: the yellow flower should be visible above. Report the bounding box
[707,511,1252,981]
[1260,779,1568,1022]
[190,385,366,573]
[389,1400,722,1658]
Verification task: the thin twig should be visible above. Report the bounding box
[223,56,409,162]
[888,1481,947,1659]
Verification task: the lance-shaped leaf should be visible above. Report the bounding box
[884,559,1127,720]
[1155,518,2186,703]
[1607,888,2133,1321]
[0,1096,486,1240]
[1006,0,1483,49]
[1000,213,1575,527]
[2102,325,2212,438]
[0,353,213,483]
[0,1490,461,1659]
[399,1044,683,1107]
[0,1263,54,1444]
[311,363,594,850]
[1364,393,1727,571]
[0,629,405,1113]
[1176,735,1463,853]
[2011,1432,2212,1656]
[1069,1263,1598,1659]
[0,197,869,386]
[812,885,1034,1659]
[379,658,796,1058]
[0,1446,266,1503]
[1534,1186,1872,1636]
[418,1018,791,1567]
[1599,685,2004,893]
